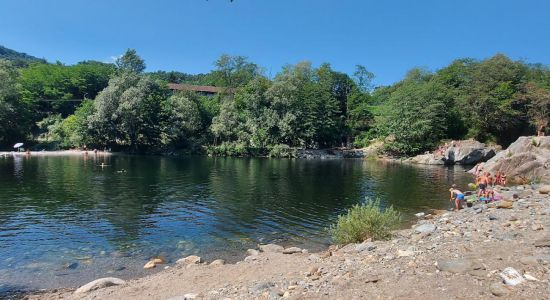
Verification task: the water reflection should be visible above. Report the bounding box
[0,155,472,292]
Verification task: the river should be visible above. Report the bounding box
[0,154,472,293]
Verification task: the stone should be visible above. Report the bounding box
[183,294,198,300]
[531,224,543,231]
[482,136,550,184]
[307,254,321,262]
[490,282,510,297]
[355,242,376,252]
[259,244,284,253]
[151,257,166,264]
[247,249,260,256]
[500,267,525,286]
[436,259,483,274]
[74,277,126,294]
[538,185,550,194]
[496,201,513,209]
[415,223,437,234]
[397,249,414,257]
[143,260,156,269]
[534,236,550,247]
[306,266,319,276]
[364,276,380,283]
[282,247,302,254]
[176,255,202,265]
[210,259,225,266]
[244,255,258,262]
[519,256,539,265]
[524,273,539,281]
[415,212,425,218]
[64,262,78,269]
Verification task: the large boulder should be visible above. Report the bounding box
[481,136,550,184]
[410,140,497,165]
[444,140,497,165]
[409,153,444,165]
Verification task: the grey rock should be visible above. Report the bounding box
[246,249,260,256]
[259,244,284,253]
[490,282,510,297]
[534,235,550,247]
[74,277,126,294]
[355,242,376,252]
[209,259,225,266]
[282,247,302,254]
[415,223,437,234]
[436,259,484,274]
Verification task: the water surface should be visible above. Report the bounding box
[0,154,472,293]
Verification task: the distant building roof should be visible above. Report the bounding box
[167,83,234,94]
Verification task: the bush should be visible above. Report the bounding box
[268,144,296,158]
[330,198,401,244]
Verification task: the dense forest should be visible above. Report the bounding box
[0,46,549,156]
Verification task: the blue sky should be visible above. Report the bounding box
[1,0,549,85]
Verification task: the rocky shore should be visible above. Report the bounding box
[24,184,550,300]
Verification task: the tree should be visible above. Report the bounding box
[456,54,527,144]
[353,64,375,93]
[18,61,114,117]
[380,69,452,155]
[0,59,31,146]
[87,73,167,151]
[520,83,550,134]
[116,49,146,73]
[211,54,260,87]
[161,93,202,146]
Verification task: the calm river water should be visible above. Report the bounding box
[0,154,472,293]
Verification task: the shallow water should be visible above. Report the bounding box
[0,154,472,293]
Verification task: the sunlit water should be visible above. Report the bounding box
[0,154,472,293]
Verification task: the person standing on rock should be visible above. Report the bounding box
[449,185,464,211]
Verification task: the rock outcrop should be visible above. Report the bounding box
[410,140,497,165]
[481,136,550,184]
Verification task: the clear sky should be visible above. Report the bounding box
[1,0,549,85]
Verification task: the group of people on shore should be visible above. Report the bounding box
[448,169,507,211]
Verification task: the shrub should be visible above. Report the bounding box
[268,144,296,158]
[330,198,401,245]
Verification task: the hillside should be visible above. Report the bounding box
[0,45,46,66]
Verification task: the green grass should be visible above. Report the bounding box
[330,198,401,245]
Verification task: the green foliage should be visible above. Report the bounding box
[330,198,401,244]
[116,49,146,73]
[86,72,167,150]
[161,93,202,147]
[268,144,296,158]
[18,60,114,117]
[206,141,250,157]
[378,69,452,155]
[4,46,550,155]
[0,59,32,146]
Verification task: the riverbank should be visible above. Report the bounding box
[0,150,112,157]
[23,184,550,300]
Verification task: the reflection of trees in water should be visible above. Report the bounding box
[203,158,368,241]
[0,155,474,258]
[361,161,472,212]
[0,155,168,249]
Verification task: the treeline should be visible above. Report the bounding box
[0,48,548,156]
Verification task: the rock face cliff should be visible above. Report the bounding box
[482,136,550,183]
[410,140,497,165]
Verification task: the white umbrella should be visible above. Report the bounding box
[13,143,24,149]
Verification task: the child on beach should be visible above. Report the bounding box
[449,185,464,211]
